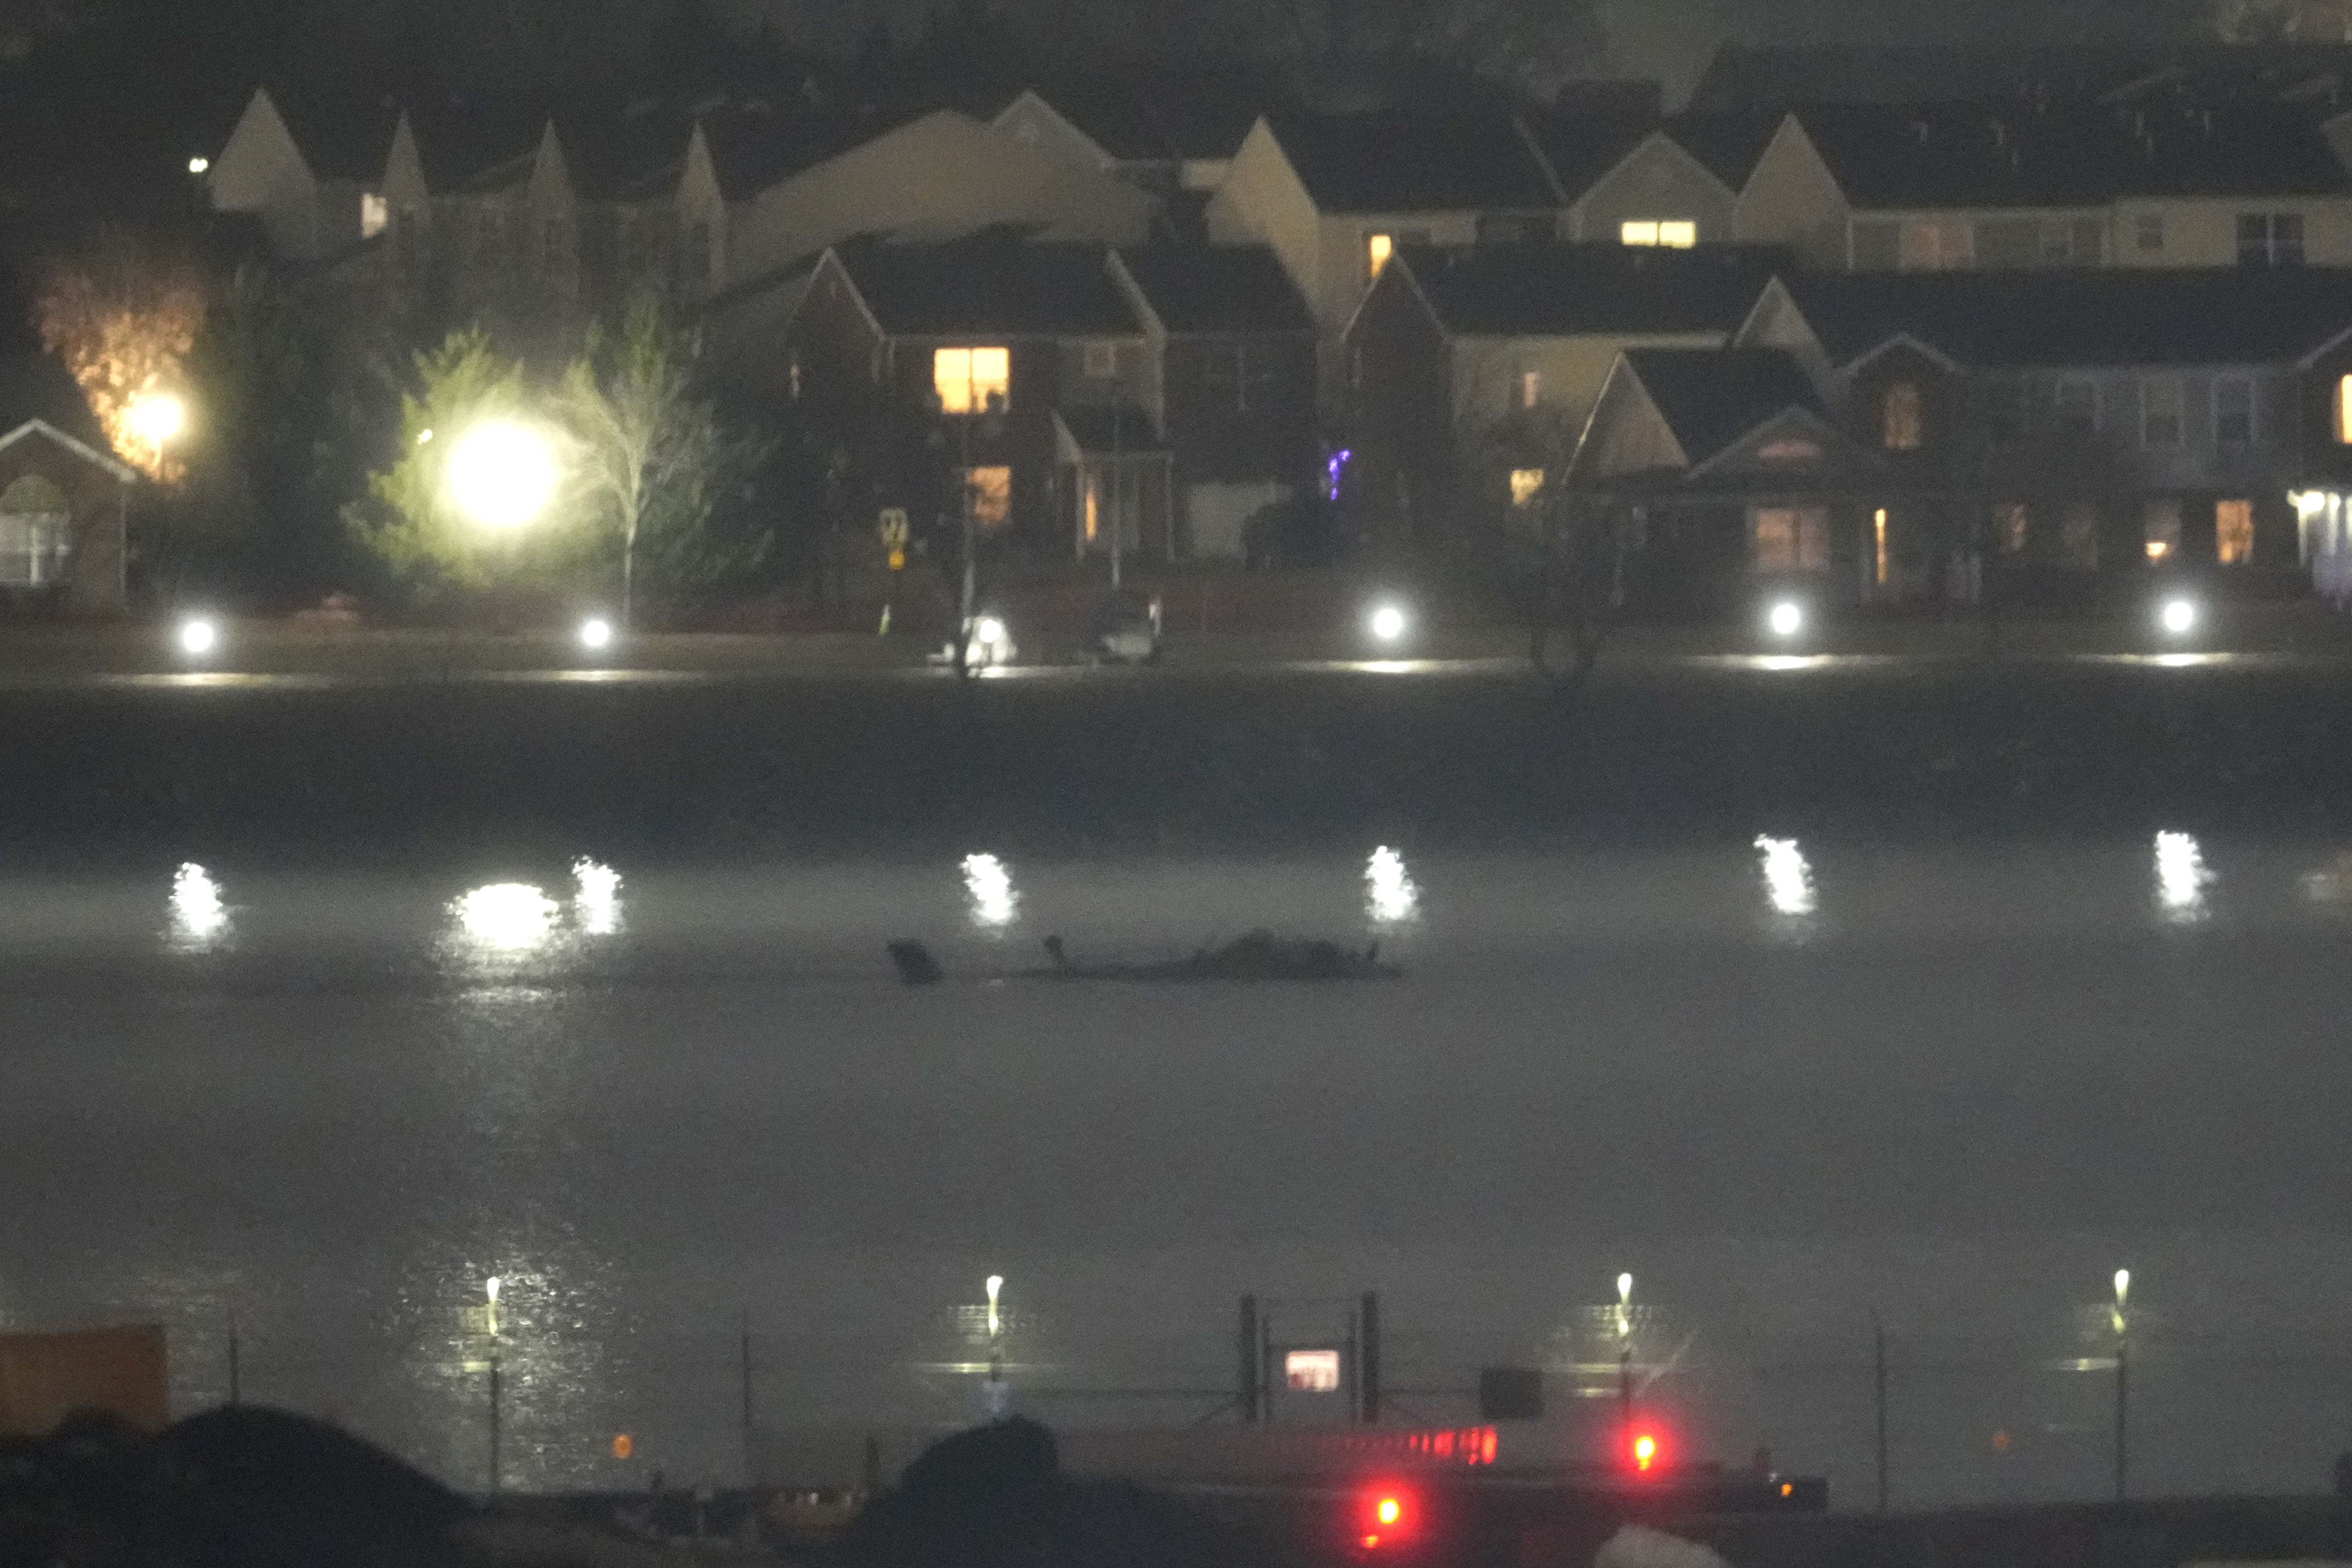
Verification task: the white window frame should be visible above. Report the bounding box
[2212,374,2256,448]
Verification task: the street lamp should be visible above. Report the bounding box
[448,421,557,529]
[986,1274,1004,1340]
[128,390,186,476]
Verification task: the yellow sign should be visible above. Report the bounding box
[888,547,906,572]
[613,1433,633,1460]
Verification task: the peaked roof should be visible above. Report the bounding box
[1794,99,2352,208]
[1783,267,2352,368]
[246,89,402,183]
[1661,109,1791,190]
[1690,41,2352,115]
[1262,108,1562,213]
[1518,111,1662,203]
[1623,348,1826,467]
[1114,245,1311,333]
[1393,243,1787,337]
[0,354,110,454]
[830,235,1141,337]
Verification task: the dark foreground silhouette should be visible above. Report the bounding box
[888,931,1398,986]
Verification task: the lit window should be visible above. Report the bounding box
[964,465,1011,527]
[2140,378,2183,446]
[2217,498,2255,564]
[1899,218,1974,270]
[2339,374,2352,444]
[1084,341,1117,378]
[1366,232,1393,278]
[1623,219,1695,247]
[1881,381,1922,450]
[1510,468,1544,506]
[1993,502,2029,554]
[1520,370,1541,409]
[0,476,72,585]
[2145,497,2183,560]
[1873,507,1890,585]
[1751,506,1829,571]
[362,192,388,239]
[1285,1350,1341,1393]
[935,347,1011,414]
[2214,376,2254,447]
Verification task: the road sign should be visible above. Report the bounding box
[879,508,909,547]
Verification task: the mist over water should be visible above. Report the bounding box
[6,836,2352,1503]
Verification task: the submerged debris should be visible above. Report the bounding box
[888,940,944,985]
[1039,930,1397,982]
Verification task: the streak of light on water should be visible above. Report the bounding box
[2155,831,2214,922]
[572,859,622,936]
[1754,835,1816,916]
[168,862,228,949]
[962,853,1019,928]
[451,882,562,955]
[1365,846,1419,925]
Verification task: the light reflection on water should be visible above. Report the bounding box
[572,859,622,936]
[452,883,563,954]
[962,853,1019,928]
[14,839,2352,1501]
[168,862,228,950]
[2155,831,2213,922]
[1755,835,1816,916]
[1364,846,1418,925]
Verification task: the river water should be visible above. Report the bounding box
[4,836,2352,1506]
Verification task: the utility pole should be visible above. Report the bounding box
[1619,1348,1634,1458]
[1873,1312,1889,1514]
[1360,1292,1381,1426]
[1109,402,1123,591]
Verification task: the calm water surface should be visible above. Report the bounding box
[5,838,2352,1504]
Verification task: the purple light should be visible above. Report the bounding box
[1326,448,1351,502]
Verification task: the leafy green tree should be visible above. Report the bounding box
[558,292,768,624]
[345,327,588,606]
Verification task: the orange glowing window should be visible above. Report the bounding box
[1367,232,1394,278]
[964,466,1010,527]
[934,346,1010,414]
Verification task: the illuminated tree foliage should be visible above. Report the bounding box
[344,327,580,601]
[31,229,207,483]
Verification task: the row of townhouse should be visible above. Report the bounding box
[1345,243,2352,610]
[768,233,1319,565]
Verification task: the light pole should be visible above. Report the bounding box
[1616,1273,1634,1460]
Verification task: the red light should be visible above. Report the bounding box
[1633,1433,1659,1472]
[1357,1484,1417,1548]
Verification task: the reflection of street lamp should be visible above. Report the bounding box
[986,1275,1004,1340]
[2111,1268,2130,1502]
[485,1276,503,1492]
[448,421,557,529]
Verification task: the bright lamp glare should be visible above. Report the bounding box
[579,617,614,651]
[188,157,210,174]
[1369,604,1407,642]
[1768,601,1803,638]
[448,420,557,528]
[975,615,1006,646]
[2160,598,2195,635]
[130,392,186,445]
[178,617,217,656]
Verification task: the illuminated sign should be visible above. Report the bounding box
[1286,1349,1342,1392]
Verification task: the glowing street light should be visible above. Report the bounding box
[986,1274,1004,1339]
[1369,602,1409,644]
[2159,597,2196,637]
[2112,1268,2130,1334]
[177,616,218,658]
[187,156,211,175]
[128,390,187,476]
[448,420,558,529]
[1767,600,1804,638]
[578,616,614,652]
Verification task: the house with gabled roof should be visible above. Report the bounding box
[1528,111,1782,250]
[1774,266,2352,592]
[0,355,135,616]
[1565,346,1890,610]
[205,88,402,261]
[1734,100,2352,270]
[1204,107,1569,351]
[1343,242,1787,553]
